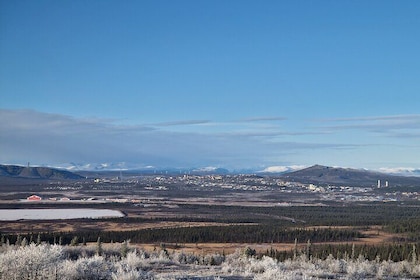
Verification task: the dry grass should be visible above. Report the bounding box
[0,220,245,233]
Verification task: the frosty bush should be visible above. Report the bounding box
[221,248,253,275]
[66,255,114,280]
[1,243,420,279]
[173,251,200,264]
[346,255,377,279]
[0,243,63,280]
[112,254,153,280]
[322,254,347,274]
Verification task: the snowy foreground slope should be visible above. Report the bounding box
[1,243,420,280]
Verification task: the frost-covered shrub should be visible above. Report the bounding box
[322,254,347,274]
[411,262,420,277]
[60,255,114,280]
[116,250,152,273]
[148,249,173,265]
[202,253,225,266]
[377,260,401,279]
[63,245,94,259]
[282,255,306,271]
[59,249,154,280]
[173,251,200,264]
[112,262,152,280]
[246,255,279,274]
[111,270,148,280]
[125,250,148,268]
[221,248,252,274]
[383,260,420,279]
[346,256,377,279]
[3,243,420,279]
[0,243,63,280]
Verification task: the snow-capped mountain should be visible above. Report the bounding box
[24,162,420,178]
[53,162,140,171]
[257,165,307,174]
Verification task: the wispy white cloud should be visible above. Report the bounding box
[0,109,363,168]
[215,130,328,138]
[317,114,420,122]
[235,116,287,122]
[312,114,420,138]
[2,109,419,169]
[152,120,211,127]
[150,116,322,138]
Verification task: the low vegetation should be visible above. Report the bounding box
[1,242,420,279]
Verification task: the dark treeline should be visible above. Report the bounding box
[385,219,420,242]
[385,219,420,234]
[264,242,420,263]
[1,226,363,245]
[173,203,420,226]
[66,203,420,228]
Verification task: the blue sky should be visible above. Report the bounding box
[1,0,420,171]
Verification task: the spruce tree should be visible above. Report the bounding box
[306,239,312,260]
[96,237,103,256]
[16,234,22,246]
[293,238,298,260]
[21,237,28,247]
[412,244,417,264]
[70,236,78,246]
[120,240,128,258]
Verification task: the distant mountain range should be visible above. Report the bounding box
[44,162,231,175]
[1,163,420,188]
[280,164,420,187]
[0,164,84,180]
[41,162,420,178]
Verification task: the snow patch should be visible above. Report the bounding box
[193,166,219,172]
[259,165,306,173]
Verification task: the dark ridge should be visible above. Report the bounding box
[0,164,84,180]
[281,164,420,187]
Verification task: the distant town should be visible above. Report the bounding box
[20,173,419,206]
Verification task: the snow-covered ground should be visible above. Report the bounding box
[1,243,420,279]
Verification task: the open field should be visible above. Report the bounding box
[0,220,250,233]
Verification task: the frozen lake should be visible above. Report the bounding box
[0,208,125,220]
